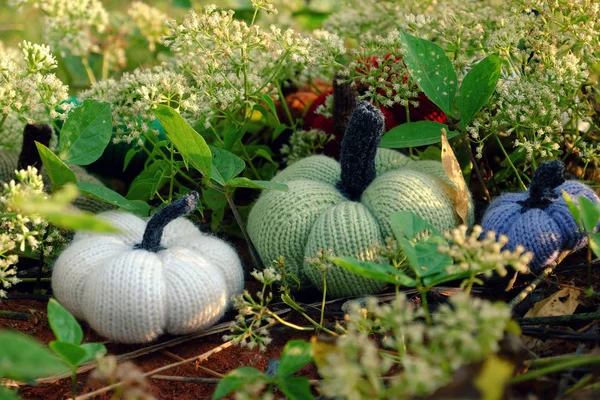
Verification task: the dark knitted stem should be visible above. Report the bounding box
[136,191,200,252]
[518,160,565,211]
[19,124,52,170]
[337,101,385,201]
[332,74,357,136]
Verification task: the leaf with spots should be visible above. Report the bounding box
[58,100,113,166]
[401,31,457,116]
[457,54,503,130]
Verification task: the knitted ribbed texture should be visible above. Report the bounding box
[52,210,244,343]
[248,149,474,297]
[481,161,600,272]
[0,149,114,213]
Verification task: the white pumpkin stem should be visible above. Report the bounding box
[137,191,200,252]
[337,101,385,201]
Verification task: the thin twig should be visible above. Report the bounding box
[464,139,491,202]
[0,310,30,321]
[508,251,572,309]
[521,327,600,342]
[520,310,600,326]
[74,321,279,400]
[150,375,220,384]
[161,350,224,378]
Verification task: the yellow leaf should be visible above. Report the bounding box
[524,288,580,318]
[474,354,514,400]
[311,336,338,370]
[440,129,469,224]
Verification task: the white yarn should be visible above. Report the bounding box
[51,211,245,344]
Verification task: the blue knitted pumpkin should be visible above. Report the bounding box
[481,161,599,272]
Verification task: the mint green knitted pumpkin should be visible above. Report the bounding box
[247,102,474,298]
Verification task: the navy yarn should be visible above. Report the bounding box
[337,100,385,201]
[481,161,599,272]
[135,191,200,252]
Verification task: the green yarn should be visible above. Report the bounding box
[247,148,475,297]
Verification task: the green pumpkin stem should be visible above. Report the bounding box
[517,160,565,211]
[19,124,52,170]
[137,191,200,252]
[337,101,385,201]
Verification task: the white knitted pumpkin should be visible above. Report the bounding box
[51,192,245,344]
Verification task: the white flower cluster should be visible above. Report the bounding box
[79,66,198,145]
[280,129,334,165]
[0,40,71,152]
[10,0,109,58]
[318,292,513,398]
[439,225,533,278]
[128,1,170,52]
[0,167,45,297]
[163,4,317,128]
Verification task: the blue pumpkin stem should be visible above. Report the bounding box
[136,191,200,252]
[337,101,385,201]
[518,160,565,211]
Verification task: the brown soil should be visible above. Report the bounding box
[1,287,318,400]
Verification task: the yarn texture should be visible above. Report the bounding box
[481,160,600,272]
[248,101,474,298]
[52,192,245,344]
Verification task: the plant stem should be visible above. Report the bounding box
[223,189,264,271]
[464,139,491,202]
[494,135,527,191]
[240,143,261,180]
[80,57,97,86]
[71,369,78,399]
[320,273,327,327]
[419,288,431,324]
[267,311,314,331]
[510,355,600,384]
[0,113,8,131]
[276,82,294,127]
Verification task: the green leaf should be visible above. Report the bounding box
[47,298,82,345]
[578,196,600,233]
[213,367,268,400]
[380,121,457,149]
[278,376,314,400]
[562,191,582,230]
[591,232,600,259]
[278,340,314,378]
[331,257,417,286]
[123,148,137,172]
[227,177,288,191]
[49,341,87,368]
[79,343,107,365]
[0,331,67,383]
[10,184,118,233]
[210,146,245,186]
[273,124,287,140]
[390,211,440,241]
[36,142,77,187]
[153,105,212,177]
[255,149,276,164]
[126,160,171,201]
[261,94,279,123]
[77,181,150,216]
[458,54,502,130]
[401,31,457,116]
[58,100,112,165]
[173,0,192,7]
[0,387,22,400]
[415,238,453,279]
[223,125,245,151]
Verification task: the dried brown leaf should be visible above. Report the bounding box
[524,288,581,318]
[440,129,469,224]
